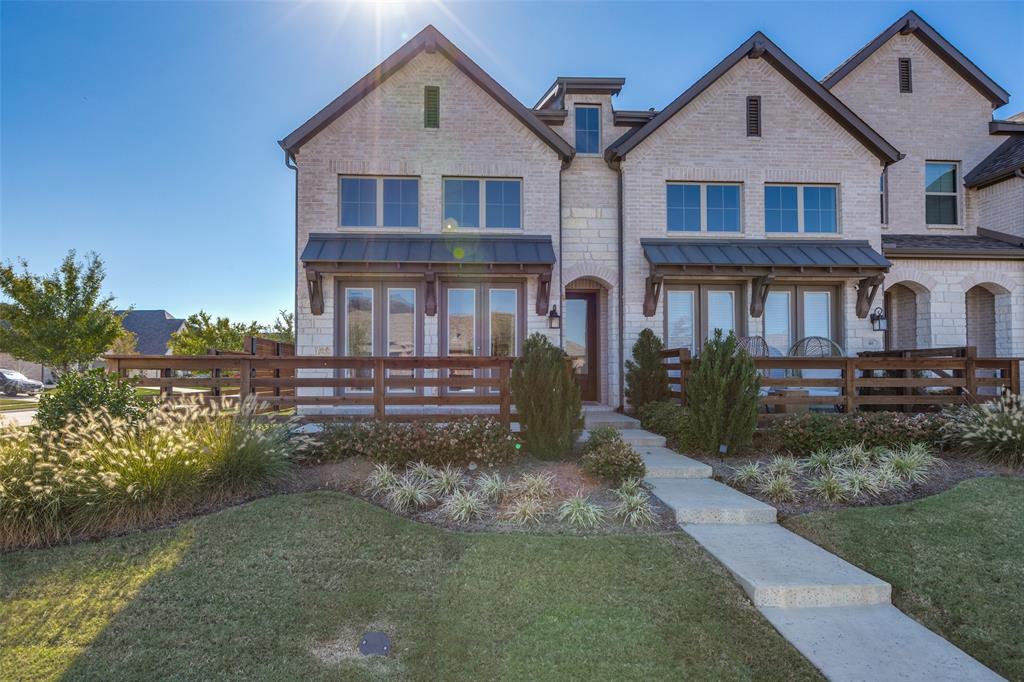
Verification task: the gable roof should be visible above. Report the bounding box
[822,10,1009,108]
[116,310,185,355]
[279,25,574,161]
[964,135,1024,188]
[605,32,901,165]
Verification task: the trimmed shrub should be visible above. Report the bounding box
[638,401,697,451]
[511,333,583,459]
[624,328,670,414]
[765,412,946,455]
[581,430,645,484]
[686,330,760,456]
[319,417,519,467]
[944,392,1024,467]
[35,368,151,433]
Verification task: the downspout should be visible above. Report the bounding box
[615,161,625,411]
[284,150,298,343]
[558,160,565,348]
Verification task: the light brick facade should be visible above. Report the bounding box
[287,18,1023,411]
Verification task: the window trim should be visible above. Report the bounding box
[574,104,602,155]
[442,177,524,231]
[662,282,745,354]
[924,161,961,227]
[666,182,743,233]
[764,183,840,234]
[338,175,421,229]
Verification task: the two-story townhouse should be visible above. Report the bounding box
[824,10,1024,356]
[281,13,1022,414]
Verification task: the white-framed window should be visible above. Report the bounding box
[667,183,742,232]
[765,184,838,234]
[575,105,601,154]
[343,287,374,391]
[339,176,419,228]
[925,162,959,226]
[664,284,743,354]
[443,178,522,230]
[759,285,840,355]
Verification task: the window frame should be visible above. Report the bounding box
[924,161,960,227]
[442,177,524,231]
[764,183,840,234]
[575,104,601,155]
[662,283,745,354]
[338,175,420,229]
[759,284,841,352]
[666,182,743,233]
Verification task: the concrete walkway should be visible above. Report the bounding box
[583,405,1003,682]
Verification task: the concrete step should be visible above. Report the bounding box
[580,428,666,448]
[637,446,712,479]
[683,523,891,608]
[583,411,641,430]
[760,605,1003,682]
[647,478,777,525]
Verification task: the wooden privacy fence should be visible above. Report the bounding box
[661,347,1021,416]
[104,355,516,425]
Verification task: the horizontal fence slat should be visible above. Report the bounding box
[854,377,966,388]
[761,378,844,388]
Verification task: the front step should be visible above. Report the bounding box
[647,478,777,524]
[583,412,641,430]
[580,428,666,448]
[638,446,712,478]
[760,605,1002,682]
[683,523,891,608]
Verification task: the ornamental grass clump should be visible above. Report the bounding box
[766,456,802,478]
[474,472,509,501]
[502,495,546,527]
[945,392,1024,467]
[612,490,656,527]
[730,462,763,487]
[439,489,487,523]
[807,472,850,504]
[385,475,435,513]
[880,444,942,484]
[840,468,879,499]
[758,474,798,502]
[406,460,439,482]
[364,463,399,498]
[512,472,555,499]
[556,493,605,529]
[430,464,466,496]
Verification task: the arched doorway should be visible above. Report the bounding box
[564,276,612,403]
[965,285,997,356]
[883,281,930,351]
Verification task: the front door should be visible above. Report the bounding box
[565,292,598,401]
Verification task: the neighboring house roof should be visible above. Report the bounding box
[300,233,557,265]
[116,310,185,355]
[641,238,890,274]
[821,10,1009,108]
[279,25,574,161]
[964,136,1024,188]
[605,32,901,165]
[882,231,1024,259]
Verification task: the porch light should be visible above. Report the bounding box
[548,305,561,329]
[870,306,888,332]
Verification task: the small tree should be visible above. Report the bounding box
[169,311,261,354]
[511,333,583,459]
[262,310,295,345]
[687,330,760,456]
[624,328,669,413]
[0,251,125,376]
[109,331,138,355]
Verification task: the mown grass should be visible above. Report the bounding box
[785,477,1024,680]
[1,492,821,681]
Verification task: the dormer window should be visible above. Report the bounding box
[575,105,600,154]
[898,59,912,93]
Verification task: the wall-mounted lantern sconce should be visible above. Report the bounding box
[870,306,888,332]
[548,305,561,329]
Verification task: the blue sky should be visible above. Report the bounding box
[2,1,1021,324]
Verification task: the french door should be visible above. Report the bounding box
[440,281,522,393]
[337,281,422,394]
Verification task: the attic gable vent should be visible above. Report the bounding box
[898,59,912,93]
[746,96,761,137]
[424,86,440,128]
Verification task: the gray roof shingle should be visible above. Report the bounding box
[116,310,185,355]
[641,238,889,271]
[882,233,1024,259]
[964,136,1024,188]
[301,233,556,265]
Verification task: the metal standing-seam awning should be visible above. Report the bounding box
[300,233,557,316]
[639,238,891,318]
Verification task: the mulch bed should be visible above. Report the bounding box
[694,452,1024,518]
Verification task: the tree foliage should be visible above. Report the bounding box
[0,251,125,375]
[109,331,138,355]
[511,333,583,459]
[624,328,670,413]
[686,330,760,456]
[168,311,261,355]
[262,310,295,345]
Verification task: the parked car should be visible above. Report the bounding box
[0,369,44,396]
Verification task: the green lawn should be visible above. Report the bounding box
[1,492,820,681]
[785,477,1024,680]
[0,399,35,412]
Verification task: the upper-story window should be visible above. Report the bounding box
[340,176,419,228]
[925,162,958,225]
[575,105,600,154]
[765,185,837,234]
[443,178,522,230]
[667,183,741,232]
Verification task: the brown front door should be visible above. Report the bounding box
[565,292,598,401]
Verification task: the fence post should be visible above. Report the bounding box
[239,358,252,403]
[499,358,512,428]
[1010,360,1021,396]
[373,358,386,420]
[844,357,857,413]
[963,346,977,403]
[161,368,173,400]
[678,348,691,406]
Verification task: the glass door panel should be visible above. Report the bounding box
[763,291,792,356]
[386,288,416,392]
[706,290,736,339]
[565,292,598,401]
[447,288,477,390]
[666,290,696,352]
[803,291,832,339]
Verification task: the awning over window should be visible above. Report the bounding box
[301,233,556,316]
[640,238,890,319]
